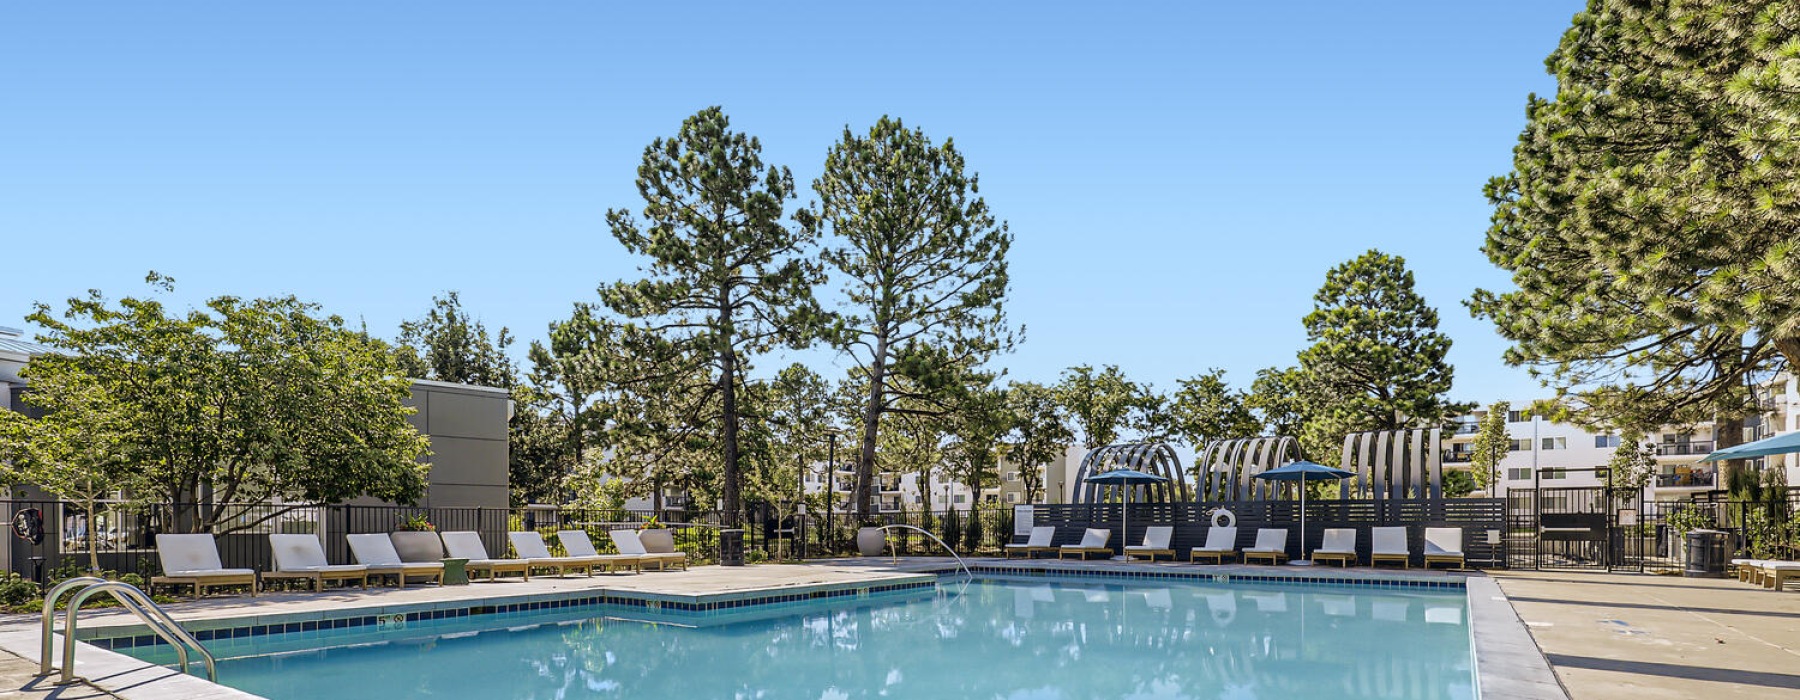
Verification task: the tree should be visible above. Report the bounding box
[600,107,823,527]
[1607,433,1659,491]
[0,372,140,571]
[757,363,835,508]
[801,116,1016,519]
[21,274,430,532]
[1164,369,1261,449]
[1246,366,1316,438]
[942,385,1009,515]
[1471,1,1800,464]
[1053,365,1154,449]
[1469,402,1512,494]
[394,291,517,388]
[1003,381,1071,503]
[1298,250,1464,445]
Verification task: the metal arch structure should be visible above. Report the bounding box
[1339,428,1444,500]
[1069,443,1190,504]
[1194,436,1305,501]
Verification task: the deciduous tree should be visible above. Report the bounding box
[1164,369,1261,449]
[1053,365,1155,449]
[1003,381,1071,503]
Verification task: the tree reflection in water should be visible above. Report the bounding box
[207,581,1475,700]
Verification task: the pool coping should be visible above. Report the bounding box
[10,564,1565,700]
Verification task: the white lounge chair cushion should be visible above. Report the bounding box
[346,534,411,567]
[156,534,232,574]
[442,531,513,562]
[611,529,650,555]
[556,530,605,557]
[1371,527,1409,555]
[160,567,256,577]
[1007,526,1056,549]
[1126,526,1173,551]
[1316,529,1356,554]
[1069,528,1110,549]
[1766,561,1800,571]
[269,534,341,571]
[1424,528,1465,556]
[1193,526,1237,552]
[1248,529,1287,553]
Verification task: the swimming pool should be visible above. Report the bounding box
[114,577,1476,699]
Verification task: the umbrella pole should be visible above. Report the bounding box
[1298,479,1309,566]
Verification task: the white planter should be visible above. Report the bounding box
[390,531,444,562]
[638,528,675,553]
[856,527,888,557]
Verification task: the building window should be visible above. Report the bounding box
[1541,437,1566,450]
[1507,467,1532,481]
[1004,493,1019,503]
[1542,468,1568,480]
[1595,435,1622,448]
[1509,438,1531,452]
[1004,472,1020,483]
[1507,409,1532,423]
[954,494,967,504]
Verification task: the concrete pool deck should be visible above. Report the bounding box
[1491,569,1800,700]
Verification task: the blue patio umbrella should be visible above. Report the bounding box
[1699,431,1800,462]
[1084,469,1169,555]
[1253,460,1355,565]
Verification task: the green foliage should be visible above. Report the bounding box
[1053,365,1157,449]
[941,508,963,552]
[963,505,984,552]
[1666,503,1717,536]
[1469,402,1513,491]
[396,512,435,532]
[1164,368,1261,448]
[1605,433,1658,490]
[12,274,430,532]
[0,573,39,607]
[1298,250,1464,435]
[0,367,138,571]
[801,116,1016,518]
[599,107,824,527]
[394,291,517,388]
[1442,470,1477,499]
[1471,0,1800,439]
[1002,381,1072,503]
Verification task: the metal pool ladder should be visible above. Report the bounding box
[40,576,217,685]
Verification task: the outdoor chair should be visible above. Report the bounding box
[441,531,531,581]
[1241,529,1289,565]
[1423,527,1466,569]
[507,531,600,577]
[1188,526,1238,564]
[264,534,368,591]
[1760,560,1800,591]
[1004,526,1057,558]
[1124,526,1175,561]
[151,534,259,597]
[557,530,642,573]
[1312,528,1358,567]
[347,533,444,588]
[1731,558,1762,583]
[1370,527,1411,568]
[611,530,687,570]
[1057,528,1113,560]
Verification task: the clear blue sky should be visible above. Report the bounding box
[0,2,1581,404]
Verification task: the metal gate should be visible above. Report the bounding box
[1506,468,1647,572]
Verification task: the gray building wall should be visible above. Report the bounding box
[398,378,512,509]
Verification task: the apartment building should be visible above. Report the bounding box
[1445,377,1800,499]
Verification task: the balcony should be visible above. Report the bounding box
[877,479,902,493]
[1452,423,1480,435]
[1656,441,1714,456]
[1443,451,1473,463]
[1656,471,1715,488]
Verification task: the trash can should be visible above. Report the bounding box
[1684,529,1727,578]
[720,529,745,567]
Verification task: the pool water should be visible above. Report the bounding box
[124,578,1476,699]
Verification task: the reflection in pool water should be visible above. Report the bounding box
[174,579,1476,699]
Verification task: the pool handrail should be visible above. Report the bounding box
[44,578,216,685]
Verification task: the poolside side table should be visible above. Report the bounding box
[442,557,470,586]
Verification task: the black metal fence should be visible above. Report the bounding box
[1020,499,1507,568]
[1503,487,1800,572]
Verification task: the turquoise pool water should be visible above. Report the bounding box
[120,578,1476,699]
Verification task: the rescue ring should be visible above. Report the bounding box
[1210,508,1236,529]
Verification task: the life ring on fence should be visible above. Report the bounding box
[11,508,44,545]
[1210,508,1236,529]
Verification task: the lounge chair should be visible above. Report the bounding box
[346,533,444,588]
[557,530,642,573]
[1312,528,1358,567]
[1057,528,1113,560]
[1124,526,1175,561]
[1242,528,1289,565]
[636,529,692,570]
[1189,526,1238,564]
[1370,527,1411,568]
[611,530,687,571]
[1423,527,1465,569]
[1732,558,1762,583]
[264,534,368,591]
[1760,560,1800,591]
[441,531,531,581]
[508,531,600,577]
[1004,526,1057,558]
[151,534,259,597]
[1205,591,1236,627]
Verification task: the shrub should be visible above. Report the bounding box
[0,573,39,607]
